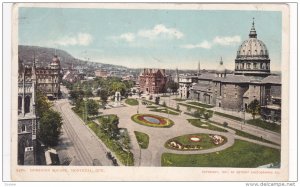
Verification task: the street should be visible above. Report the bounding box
[54,99,113,166]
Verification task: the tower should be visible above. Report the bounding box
[216,57,227,78]
[197,61,201,76]
[17,56,38,165]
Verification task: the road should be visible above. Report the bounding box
[54,99,113,166]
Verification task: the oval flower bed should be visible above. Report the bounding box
[165,133,227,151]
[131,114,174,128]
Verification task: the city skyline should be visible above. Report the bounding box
[19,8,282,71]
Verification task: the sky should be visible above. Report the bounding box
[19,7,282,71]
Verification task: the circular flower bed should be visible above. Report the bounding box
[165,133,227,151]
[131,114,174,128]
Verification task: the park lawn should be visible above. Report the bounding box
[161,140,280,167]
[146,106,158,109]
[125,98,139,106]
[187,119,228,133]
[145,99,181,112]
[166,133,226,149]
[134,131,150,149]
[173,98,187,101]
[210,120,279,146]
[150,108,180,115]
[187,102,214,108]
[214,111,243,122]
[247,119,281,133]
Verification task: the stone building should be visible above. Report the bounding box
[138,68,167,94]
[18,59,39,165]
[35,55,61,99]
[18,54,62,165]
[188,20,281,122]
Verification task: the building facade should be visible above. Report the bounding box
[34,55,61,99]
[188,20,281,122]
[18,59,39,165]
[18,55,62,165]
[139,68,168,94]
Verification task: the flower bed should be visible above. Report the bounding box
[131,114,174,128]
[165,133,227,151]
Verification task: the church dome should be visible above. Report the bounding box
[234,18,271,77]
[52,55,60,64]
[236,38,269,59]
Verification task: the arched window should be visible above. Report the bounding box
[18,96,22,114]
[24,95,30,114]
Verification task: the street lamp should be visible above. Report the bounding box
[241,106,245,130]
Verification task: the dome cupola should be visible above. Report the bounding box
[234,18,271,77]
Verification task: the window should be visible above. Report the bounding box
[253,63,257,69]
[224,93,226,98]
[235,93,238,98]
[21,124,26,132]
[247,63,251,69]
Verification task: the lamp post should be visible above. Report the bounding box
[241,106,245,130]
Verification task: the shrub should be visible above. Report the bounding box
[223,122,228,127]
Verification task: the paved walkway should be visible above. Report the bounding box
[101,99,280,166]
[153,96,281,145]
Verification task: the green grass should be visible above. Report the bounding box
[187,102,214,108]
[161,140,280,167]
[134,131,150,149]
[247,119,281,133]
[187,119,228,133]
[178,103,212,112]
[125,98,139,106]
[165,133,227,151]
[150,108,180,115]
[87,121,134,166]
[144,99,181,112]
[210,120,279,146]
[160,95,170,97]
[214,111,243,121]
[173,98,187,101]
[146,106,158,109]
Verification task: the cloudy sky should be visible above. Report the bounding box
[19,7,282,71]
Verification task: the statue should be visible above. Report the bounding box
[114,92,121,107]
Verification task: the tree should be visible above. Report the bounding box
[100,115,119,138]
[97,89,109,107]
[38,109,62,146]
[36,91,52,117]
[155,97,160,105]
[162,101,167,107]
[187,106,192,112]
[69,89,84,102]
[86,99,100,116]
[204,110,213,120]
[247,99,261,119]
[166,81,179,94]
[176,104,180,111]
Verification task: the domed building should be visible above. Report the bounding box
[187,19,281,122]
[234,19,271,77]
